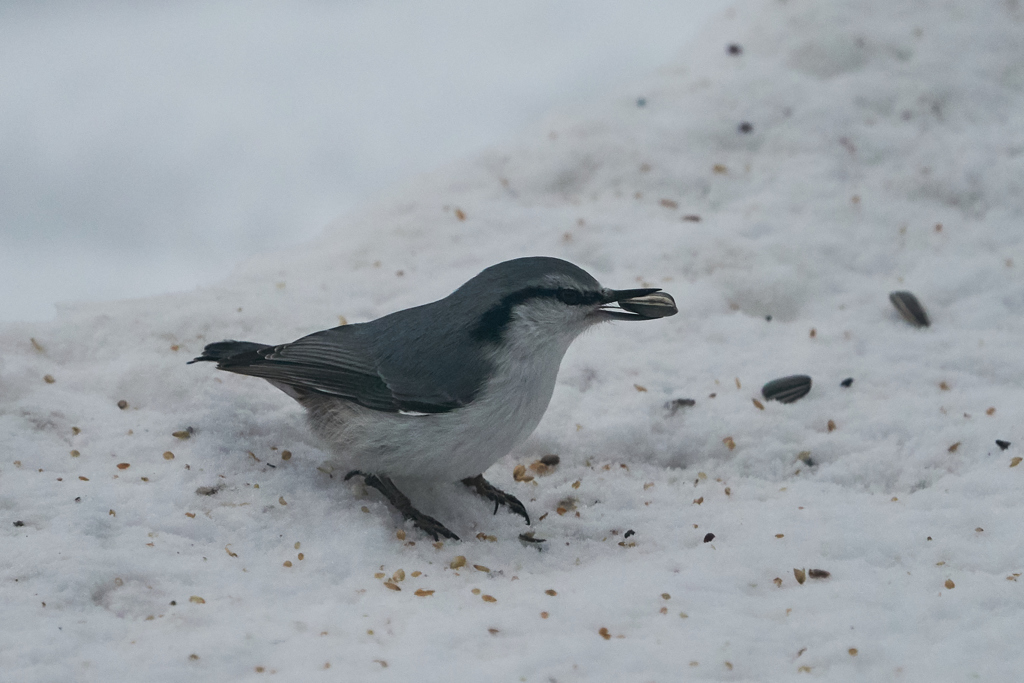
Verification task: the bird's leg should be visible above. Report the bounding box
[345,470,459,541]
[461,474,530,525]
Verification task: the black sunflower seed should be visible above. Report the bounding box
[996,440,1011,451]
[889,291,930,327]
[761,375,812,404]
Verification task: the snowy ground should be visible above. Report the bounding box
[4,0,1024,681]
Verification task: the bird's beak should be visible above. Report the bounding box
[597,288,678,320]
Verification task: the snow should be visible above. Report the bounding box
[0,0,726,322]
[4,0,1024,680]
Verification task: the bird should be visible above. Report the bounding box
[190,256,677,540]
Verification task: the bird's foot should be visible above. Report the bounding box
[345,470,459,541]
[461,474,531,525]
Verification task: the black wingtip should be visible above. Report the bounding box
[187,340,269,366]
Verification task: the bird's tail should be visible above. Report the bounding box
[188,340,269,365]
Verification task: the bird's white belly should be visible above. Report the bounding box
[305,344,565,482]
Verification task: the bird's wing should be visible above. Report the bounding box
[212,325,462,413]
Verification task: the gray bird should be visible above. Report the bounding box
[190,256,677,540]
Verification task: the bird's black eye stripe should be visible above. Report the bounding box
[471,286,603,343]
[557,289,582,305]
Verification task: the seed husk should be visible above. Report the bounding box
[618,291,678,319]
[889,291,930,327]
[761,375,812,404]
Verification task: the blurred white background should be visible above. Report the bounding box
[0,1,728,322]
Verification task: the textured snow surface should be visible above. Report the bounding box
[4,1,1024,681]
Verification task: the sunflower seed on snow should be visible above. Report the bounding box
[889,291,930,327]
[761,375,812,404]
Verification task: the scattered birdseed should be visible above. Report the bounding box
[948,442,961,453]
[703,533,715,543]
[281,450,292,460]
[383,582,400,591]
[540,454,560,466]
[661,593,671,600]
[987,407,996,415]
[665,398,696,415]
[450,556,466,569]
[738,122,753,133]
[827,420,836,432]
[762,375,812,403]
[392,569,405,582]
[808,569,831,579]
[190,596,205,604]
[773,577,783,587]
[1010,457,1022,468]
[163,451,175,460]
[723,436,736,450]
[794,568,806,584]
[727,43,742,55]
[660,198,679,209]
[848,649,858,656]
[473,565,490,573]
[996,440,1011,450]
[43,375,55,384]
[540,612,549,619]
[414,589,434,597]
[283,561,293,567]
[374,572,385,579]
[172,430,192,439]
[512,464,533,482]
[776,534,785,539]
[396,530,406,540]
[889,291,930,327]
[481,595,497,602]
[117,463,130,470]
[599,628,611,640]
[945,579,955,589]
[70,450,80,458]
[117,400,128,410]
[840,377,854,387]
[752,398,765,410]
[545,589,557,596]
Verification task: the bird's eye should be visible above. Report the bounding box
[557,289,583,305]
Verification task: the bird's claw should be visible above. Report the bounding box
[462,474,531,525]
[347,470,460,541]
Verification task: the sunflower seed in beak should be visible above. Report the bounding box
[889,291,930,327]
[761,375,812,404]
[618,291,678,319]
